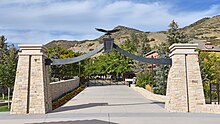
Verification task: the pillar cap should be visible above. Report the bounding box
[18,44,47,55]
[19,44,46,50]
[169,43,198,57]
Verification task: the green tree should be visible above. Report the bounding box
[0,36,18,102]
[136,71,153,88]
[121,33,154,88]
[167,20,189,46]
[138,33,151,56]
[1,45,17,88]
[84,49,133,79]
[83,36,139,79]
[0,36,8,64]
[199,51,220,99]
[123,33,138,53]
[152,43,170,95]
[135,33,151,73]
[48,46,83,81]
[84,33,151,84]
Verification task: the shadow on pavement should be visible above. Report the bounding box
[53,102,165,113]
[26,119,118,124]
[150,101,165,108]
[108,102,159,106]
[53,103,108,113]
[87,80,126,87]
[107,101,165,108]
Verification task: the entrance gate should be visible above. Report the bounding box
[10,29,206,114]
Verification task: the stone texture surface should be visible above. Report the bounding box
[50,78,79,101]
[10,45,52,114]
[10,44,80,114]
[165,44,205,112]
[165,43,220,114]
[196,105,220,114]
[165,54,189,112]
[10,55,30,114]
[186,54,205,112]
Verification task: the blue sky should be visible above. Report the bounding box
[0,0,220,44]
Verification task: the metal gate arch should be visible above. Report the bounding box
[46,40,172,66]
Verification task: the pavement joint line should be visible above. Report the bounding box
[108,113,110,124]
[43,114,48,123]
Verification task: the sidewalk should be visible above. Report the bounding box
[0,85,220,124]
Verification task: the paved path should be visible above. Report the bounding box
[1,85,220,124]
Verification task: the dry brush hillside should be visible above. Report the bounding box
[45,15,220,53]
[45,26,167,53]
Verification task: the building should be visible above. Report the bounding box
[190,39,220,53]
[145,50,158,68]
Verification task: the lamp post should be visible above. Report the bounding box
[161,46,166,94]
[78,61,81,85]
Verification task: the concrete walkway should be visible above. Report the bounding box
[1,85,220,124]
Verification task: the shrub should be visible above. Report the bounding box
[52,85,86,110]
[136,71,153,88]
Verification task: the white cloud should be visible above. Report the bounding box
[0,0,220,44]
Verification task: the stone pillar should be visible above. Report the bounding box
[165,44,205,112]
[11,44,52,114]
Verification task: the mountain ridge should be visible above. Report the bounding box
[45,15,220,53]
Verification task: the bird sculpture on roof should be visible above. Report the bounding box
[95,28,120,36]
[96,28,120,52]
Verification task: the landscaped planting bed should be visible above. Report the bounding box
[52,85,86,110]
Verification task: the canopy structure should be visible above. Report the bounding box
[113,43,172,65]
[49,43,104,65]
[46,40,172,65]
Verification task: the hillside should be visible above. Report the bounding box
[183,15,220,45]
[45,15,220,53]
[45,25,167,53]
[45,40,78,49]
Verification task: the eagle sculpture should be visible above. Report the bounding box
[95,28,120,35]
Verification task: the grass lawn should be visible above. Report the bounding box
[0,105,10,112]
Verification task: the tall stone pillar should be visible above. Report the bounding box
[11,44,52,114]
[165,44,205,112]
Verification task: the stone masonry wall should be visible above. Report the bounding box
[28,55,52,114]
[186,54,205,112]
[165,54,189,112]
[11,55,30,114]
[50,78,79,101]
[165,44,205,113]
[11,45,52,114]
[131,85,166,102]
[195,104,220,114]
